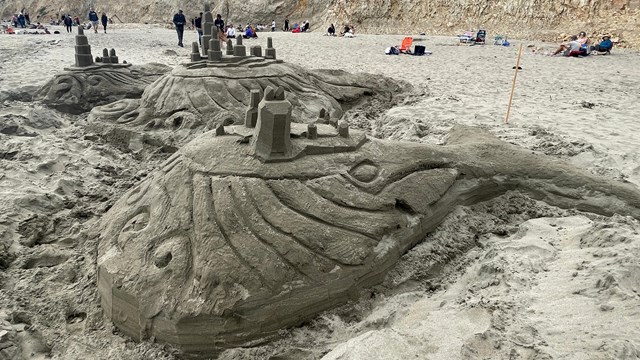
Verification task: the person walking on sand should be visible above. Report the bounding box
[101,12,108,33]
[88,8,99,33]
[173,9,186,47]
[271,19,276,32]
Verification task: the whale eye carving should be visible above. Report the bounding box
[348,161,380,183]
[154,244,173,268]
[122,211,149,232]
[117,210,150,249]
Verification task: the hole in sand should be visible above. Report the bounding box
[66,312,87,324]
[154,251,172,268]
[395,199,416,215]
[172,116,183,128]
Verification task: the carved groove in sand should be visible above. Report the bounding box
[97,84,640,356]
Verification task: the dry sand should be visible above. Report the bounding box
[1,25,640,359]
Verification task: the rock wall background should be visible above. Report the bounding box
[1,1,639,45]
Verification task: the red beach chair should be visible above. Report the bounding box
[398,37,413,53]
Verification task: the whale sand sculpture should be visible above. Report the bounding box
[95,86,640,357]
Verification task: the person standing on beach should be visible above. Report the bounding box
[101,12,108,33]
[271,20,276,32]
[63,14,73,33]
[18,12,26,28]
[284,18,289,31]
[173,9,186,47]
[194,12,203,44]
[214,14,224,32]
[88,8,99,33]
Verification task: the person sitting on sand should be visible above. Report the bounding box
[577,31,590,46]
[340,25,351,36]
[591,35,613,54]
[292,22,300,33]
[552,35,581,56]
[301,21,310,32]
[243,25,257,39]
[226,24,236,38]
[326,24,336,36]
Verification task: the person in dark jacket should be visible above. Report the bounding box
[283,18,289,31]
[101,12,108,33]
[89,8,99,33]
[214,14,224,32]
[173,9,186,47]
[194,12,203,44]
[63,14,73,33]
[591,35,613,53]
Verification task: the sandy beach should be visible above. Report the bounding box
[1,25,640,359]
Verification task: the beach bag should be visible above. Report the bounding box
[385,46,400,55]
[413,45,426,56]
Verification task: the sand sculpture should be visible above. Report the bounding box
[88,4,402,137]
[96,85,640,356]
[34,27,170,114]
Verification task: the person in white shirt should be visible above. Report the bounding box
[226,25,236,38]
[271,20,276,32]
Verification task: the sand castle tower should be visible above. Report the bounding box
[109,49,119,64]
[208,34,222,61]
[74,27,94,67]
[101,48,110,63]
[252,86,292,160]
[234,36,246,57]
[245,89,261,127]
[226,39,234,55]
[265,37,276,59]
[201,4,214,54]
[191,42,201,61]
[250,45,262,57]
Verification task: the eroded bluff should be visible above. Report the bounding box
[95,86,640,357]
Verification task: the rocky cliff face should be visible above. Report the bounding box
[2,0,639,46]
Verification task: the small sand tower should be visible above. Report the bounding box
[252,86,292,160]
[74,27,94,67]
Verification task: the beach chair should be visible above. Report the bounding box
[398,37,413,53]
[474,30,486,45]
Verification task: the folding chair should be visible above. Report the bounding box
[397,37,413,53]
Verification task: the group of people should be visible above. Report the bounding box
[552,31,613,56]
[10,12,30,28]
[87,9,110,34]
[7,8,111,35]
[187,12,294,47]
[175,11,323,46]
[325,24,355,37]
[290,20,311,33]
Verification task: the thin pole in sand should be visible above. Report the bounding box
[505,43,524,124]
